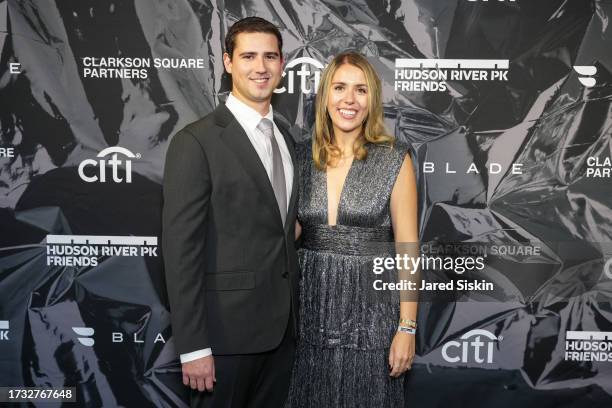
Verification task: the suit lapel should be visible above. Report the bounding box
[215,104,284,229]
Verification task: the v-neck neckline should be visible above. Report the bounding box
[325,157,356,227]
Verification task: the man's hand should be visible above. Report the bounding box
[182,355,216,391]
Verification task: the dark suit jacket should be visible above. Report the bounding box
[162,103,299,356]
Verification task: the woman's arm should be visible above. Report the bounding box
[388,152,419,377]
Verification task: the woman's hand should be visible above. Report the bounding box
[295,220,302,240]
[388,331,415,377]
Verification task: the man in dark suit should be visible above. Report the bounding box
[162,17,298,408]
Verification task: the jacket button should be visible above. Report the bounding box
[282,271,288,278]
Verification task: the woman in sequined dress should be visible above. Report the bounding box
[286,52,419,407]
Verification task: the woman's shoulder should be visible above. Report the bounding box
[367,140,412,164]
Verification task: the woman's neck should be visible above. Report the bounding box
[332,129,361,155]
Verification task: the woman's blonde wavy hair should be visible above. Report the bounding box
[312,52,394,170]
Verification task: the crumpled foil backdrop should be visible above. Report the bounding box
[1,0,612,406]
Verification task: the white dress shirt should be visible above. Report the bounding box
[225,93,293,207]
[180,94,294,364]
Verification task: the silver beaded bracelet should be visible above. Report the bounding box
[397,325,416,335]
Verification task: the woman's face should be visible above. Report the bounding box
[326,63,369,139]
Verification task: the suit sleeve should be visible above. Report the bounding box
[162,128,211,355]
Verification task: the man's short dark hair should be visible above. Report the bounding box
[225,17,283,59]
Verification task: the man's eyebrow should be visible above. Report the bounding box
[237,51,280,57]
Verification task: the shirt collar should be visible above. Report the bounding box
[226,93,274,131]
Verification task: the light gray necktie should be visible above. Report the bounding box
[257,118,287,225]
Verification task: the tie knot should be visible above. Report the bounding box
[257,118,274,139]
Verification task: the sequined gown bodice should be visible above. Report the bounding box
[298,143,401,228]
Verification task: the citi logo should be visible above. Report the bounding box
[0,320,9,341]
[72,327,95,346]
[441,329,500,364]
[274,57,326,94]
[573,66,597,87]
[78,146,140,183]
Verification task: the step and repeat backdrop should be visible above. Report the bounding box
[1,0,612,406]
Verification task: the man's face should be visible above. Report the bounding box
[223,32,284,112]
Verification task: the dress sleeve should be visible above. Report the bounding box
[389,141,414,189]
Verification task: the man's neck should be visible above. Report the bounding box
[230,92,271,116]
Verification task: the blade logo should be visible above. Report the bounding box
[112,332,166,344]
[0,320,9,340]
[72,327,95,346]
[573,66,597,87]
[71,326,166,346]
[441,329,499,364]
[423,161,523,175]
[78,146,141,183]
[274,57,326,94]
